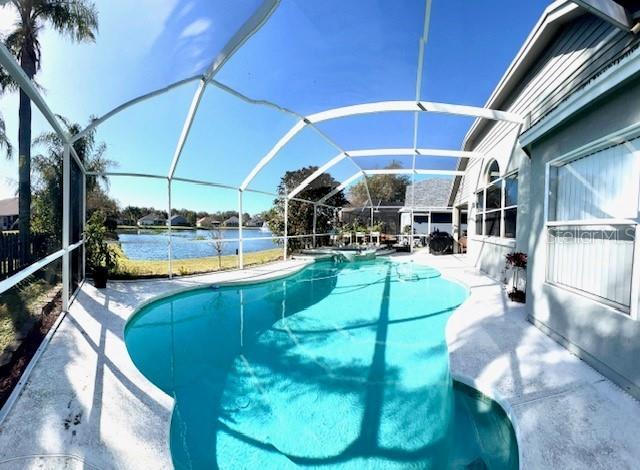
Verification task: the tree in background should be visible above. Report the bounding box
[31,117,114,242]
[265,166,347,251]
[121,206,144,226]
[209,228,225,268]
[348,161,410,207]
[0,0,98,261]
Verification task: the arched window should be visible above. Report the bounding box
[474,159,518,239]
[486,159,500,184]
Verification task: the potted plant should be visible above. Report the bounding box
[505,251,527,303]
[85,212,117,288]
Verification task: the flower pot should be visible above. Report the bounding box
[92,266,109,289]
[508,289,526,303]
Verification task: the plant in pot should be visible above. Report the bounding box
[85,212,117,288]
[505,251,527,303]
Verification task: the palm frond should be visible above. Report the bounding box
[32,129,64,149]
[0,115,13,159]
[5,28,25,56]
[33,115,115,192]
[33,0,98,43]
[0,54,18,92]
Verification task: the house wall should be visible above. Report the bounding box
[454,8,640,395]
[458,12,638,281]
[461,120,532,281]
[526,76,640,398]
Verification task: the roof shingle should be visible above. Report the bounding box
[404,179,452,208]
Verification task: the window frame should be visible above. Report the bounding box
[475,161,518,240]
[544,123,640,319]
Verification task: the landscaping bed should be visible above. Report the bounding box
[0,287,62,409]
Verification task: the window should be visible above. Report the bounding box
[487,159,500,183]
[475,160,518,238]
[431,213,452,224]
[545,135,640,313]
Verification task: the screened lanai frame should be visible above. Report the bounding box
[0,0,525,312]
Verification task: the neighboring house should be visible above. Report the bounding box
[168,215,190,227]
[340,179,467,237]
[196,216,221,228]
[399,178,463,235]
[450,1,640,398]
[0,197,18,231]
[137,213,166,226]
[223,216,239,227]
[247,215,264,228]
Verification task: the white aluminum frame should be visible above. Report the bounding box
[318,172,363,204]
[0,42,87,311]
[287,148,482,200]
[0,0,527,313]
[240,100,522,192]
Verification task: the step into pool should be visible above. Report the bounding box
[125,259,518,469]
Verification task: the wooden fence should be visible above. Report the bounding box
[0,233,52,281]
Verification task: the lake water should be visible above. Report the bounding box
[117,229,279,260]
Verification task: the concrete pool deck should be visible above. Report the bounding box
[0,253,638,468]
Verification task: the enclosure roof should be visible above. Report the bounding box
[0,0,561,208]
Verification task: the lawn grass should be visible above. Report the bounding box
[0,277,60,355]
[110,244,283,279]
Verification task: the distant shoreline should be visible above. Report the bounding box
[116,225,265,231]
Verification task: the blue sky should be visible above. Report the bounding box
[0,0,550,214]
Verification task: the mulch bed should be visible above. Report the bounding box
[0,291,62,409]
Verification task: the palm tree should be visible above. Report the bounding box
[1,0,98,261]
[34,117,112,187]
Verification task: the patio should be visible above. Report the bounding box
[0,253,638,469]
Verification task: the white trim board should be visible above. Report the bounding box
[571,0,633,31]
[521,46,640,147]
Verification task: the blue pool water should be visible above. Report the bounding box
[125,259,518,469]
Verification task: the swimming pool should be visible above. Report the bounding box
[125,258,518,469]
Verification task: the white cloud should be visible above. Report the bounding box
[180,18,212,39]
[177,2,195,19]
